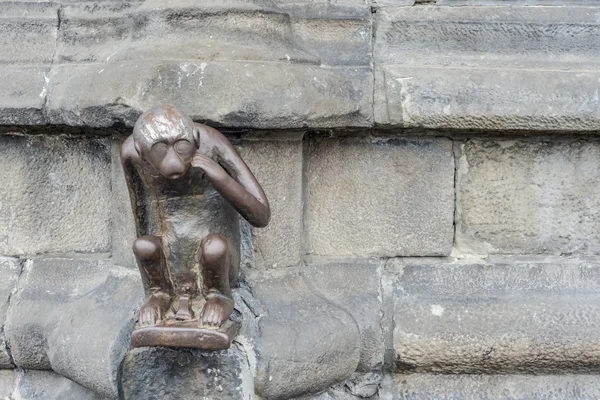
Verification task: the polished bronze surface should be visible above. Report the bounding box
[121,106,270,349]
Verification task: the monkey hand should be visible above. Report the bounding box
[192,153,226,179]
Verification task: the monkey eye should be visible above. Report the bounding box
[151,142,167,155]
[175,139,192,154]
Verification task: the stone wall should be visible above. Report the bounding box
[2,0,600,399]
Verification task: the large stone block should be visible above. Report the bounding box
[236,138,303,269]
[385,373,600,400]
[302,259,385,371]
[392,258,600,373]
[0,2,59,65]
[374,6,600,131]
[46,61,372,129]
[306,137,454,257]
[252,271,361,399]
[10,369,108,400]
[5,258,144,397]
[456,139,600,255]
[0,257,22,368]
[0,135,112,256]
[120,347,250,400]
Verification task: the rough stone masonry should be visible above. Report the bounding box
[1,0,600,399]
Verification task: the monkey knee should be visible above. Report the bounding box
[201,234,228,265]
[133,236,161,261]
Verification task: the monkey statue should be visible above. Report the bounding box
[121,106,270,350]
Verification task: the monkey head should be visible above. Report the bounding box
[133,106,199,180]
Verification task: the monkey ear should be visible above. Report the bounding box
[193,126,200,148]
[134,141,144,161]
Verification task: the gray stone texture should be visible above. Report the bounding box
[251,271,361,399]
[110,140,138,269]
[374,6,600,131]
[1,0,372,128]
[120,347,249,400]
[13,369,108,400]
[392,259,600,374]
[386,373,600,400]
[0,135,112,256]
[5,258,143,397]
[456,139,600,255]
[236,138,304,269]
[0,257,21,368]
[302,259,385,371]
[306,137,454,257]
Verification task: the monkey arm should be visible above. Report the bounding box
[121,135,151,236]
[193,151,271,228]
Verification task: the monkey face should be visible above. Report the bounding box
[144,138,196,180]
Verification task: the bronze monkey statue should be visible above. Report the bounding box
[121,106,270,349]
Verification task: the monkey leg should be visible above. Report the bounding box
[132,236,172,326]
[199,233,238,327]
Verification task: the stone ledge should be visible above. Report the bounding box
[0,0,372,129]
[391,259,600,374]
[374,6,600,131]
[384,373,600,400]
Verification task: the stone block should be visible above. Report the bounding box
[0,135,112,256]
[456,139,600,255]
[306,137,454,257]
[17,370,108,400]
[251,272,361,399]
[386,373,600,400]
[302,260,384,371]
[282,3,372,66]
[110,140,137,269]
[120,347,249,400]
[392,259,600,373]
[5,258,144,397]
[0,257,22,368]
[0,2,59,65]
[374,6,600,131]
[0,67,49,125]
[45,61,372,129]
[236,138,303,269]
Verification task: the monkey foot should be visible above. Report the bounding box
[138,291,171,327]
[200,294,234,328]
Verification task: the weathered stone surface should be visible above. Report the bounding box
[110,140,137,269]
[302,259,384,371]
[17,370,108,400]
[296,372,382,400]
[120,347,249,400]
[0,257,22,368]
[386,373,600,400]
[46,61,372,129]
[439,0,600,4]
[306,137,454,257]
[456,139,600,255]
[393,258,600,373]
[5,258,143,397]
[0,67,50,125]
[0,135,112,256]
[236,138,303,269]
[251,271,361,399]
[0,2,59,65]
[374,6,600,131]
